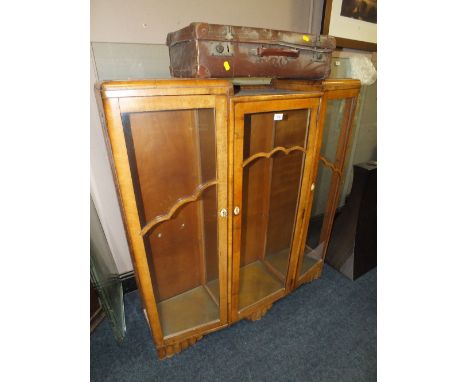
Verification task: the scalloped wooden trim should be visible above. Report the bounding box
[242,146,305,167]
[319,156,342,176]
[140,180,217,236]
[245,304,273,321]
[157,334,204,359]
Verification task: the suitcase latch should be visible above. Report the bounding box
[311,49,327,62]
[225,25,234,40]
[210,42,234,56]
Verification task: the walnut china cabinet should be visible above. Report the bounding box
[96,78,360,359]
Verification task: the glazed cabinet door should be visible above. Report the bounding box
[102,94,229,347]
[231,96,320,320]
[296,93,359,285]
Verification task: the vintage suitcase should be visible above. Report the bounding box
[166,22,336,79]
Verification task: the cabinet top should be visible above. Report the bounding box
[96,78,359,99]
[96,78,234,98]
[272,78,361,91]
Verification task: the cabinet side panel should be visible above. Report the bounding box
[99,96,164,346]
[320,97,359,258]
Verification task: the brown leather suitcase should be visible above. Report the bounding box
[166,22,336,79]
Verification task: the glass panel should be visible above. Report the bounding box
[90,196,126,341]
[239,109,309,311]
[320,99,346,163]
[300,162,334,276]
[243,109,309,157]
[339,82,377,208]
[330,57,352,78]
[91,42,171,81]
[121,108,220,338]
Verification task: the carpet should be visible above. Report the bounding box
[91,265,376,381]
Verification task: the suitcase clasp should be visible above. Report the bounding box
[210,42,234,56]
[225,25,234,40]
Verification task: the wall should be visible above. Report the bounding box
[91,0,313,44]
[91,0,377,273]
[91,0,315,273]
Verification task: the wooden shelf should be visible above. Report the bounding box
[300,245,321,276]
[264,248,290,279]
[205,278,220,304]
[238,261,284,311]
[157,285,219,337]
[264,245,321,280]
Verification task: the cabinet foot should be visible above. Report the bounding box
[301,261,324,284]
[157,334,203,359]
[245,304,273,321]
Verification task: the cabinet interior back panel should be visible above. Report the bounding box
[196,109,219,283]
[265,110,308,257]
[241,113,274,267]
[240,110,308,269]
[123,109,217,301]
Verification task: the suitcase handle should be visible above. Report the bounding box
[257,47,299,58]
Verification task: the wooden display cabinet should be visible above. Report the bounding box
[96,78,360,359]
[96,79,232,358]
[229,89,322,322]
[272,79,361,288]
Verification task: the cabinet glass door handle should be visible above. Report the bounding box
[233,206,240,216]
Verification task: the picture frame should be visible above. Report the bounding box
[322,0,377,51]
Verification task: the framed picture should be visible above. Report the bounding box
[322,0,377,51]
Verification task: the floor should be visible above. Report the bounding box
[91,265,376,382]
